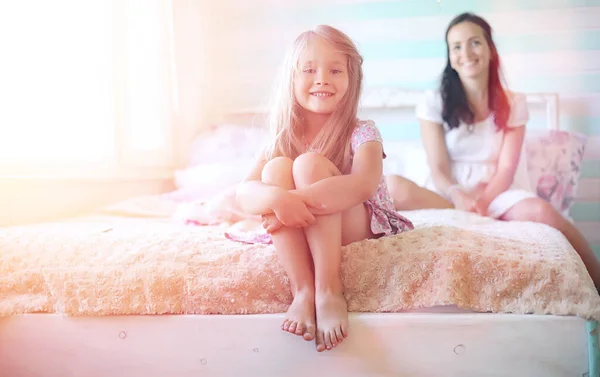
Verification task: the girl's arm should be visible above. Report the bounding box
[294,141,385,215]
[235,156,280,216]
[472,125,525,214]
[235,155,319,227]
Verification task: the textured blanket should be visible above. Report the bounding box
[1,207,599,319]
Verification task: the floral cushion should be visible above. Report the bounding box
[525,130,587,217]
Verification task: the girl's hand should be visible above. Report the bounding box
[291,188,328,215]
[271,190,318,228]
[261,213,284,234]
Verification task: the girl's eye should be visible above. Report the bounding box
[452,45,461,51]
[304,69,315,74]
[472,40,480,46]
[331,69,342,74]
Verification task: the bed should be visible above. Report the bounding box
[1,88,599,377]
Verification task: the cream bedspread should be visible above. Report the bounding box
[1,203,599,320]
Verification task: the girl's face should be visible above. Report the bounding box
[447,21,491,80]
[293,38,349,116]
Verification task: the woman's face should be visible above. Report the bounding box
[447,21,492,80]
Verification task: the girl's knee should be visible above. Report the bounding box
[293,152,337,186]
[262,156,294,187]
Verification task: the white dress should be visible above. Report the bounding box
[416,90,536,219]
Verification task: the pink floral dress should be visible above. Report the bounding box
[225,120,413,244]
[351,120,414,236]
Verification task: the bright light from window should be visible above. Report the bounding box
[0,0,175,172]
[124,0,170,152]
[0,1,115,164]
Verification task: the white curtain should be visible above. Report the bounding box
[0,0,178,177]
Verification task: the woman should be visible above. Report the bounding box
[386,12,600,289]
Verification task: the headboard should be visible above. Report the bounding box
[229,87,560,132]
[359,87,560,130]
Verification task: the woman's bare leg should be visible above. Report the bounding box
[386,174,452,210]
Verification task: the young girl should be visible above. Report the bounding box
[234,25,413,352]
[386,12,600,289]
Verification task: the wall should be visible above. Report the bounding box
[204,0,600,255]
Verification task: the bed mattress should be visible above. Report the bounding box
[1,203,598,320]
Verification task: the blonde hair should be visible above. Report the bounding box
[265,25,364,174]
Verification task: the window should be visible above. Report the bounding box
[0,0,177,178]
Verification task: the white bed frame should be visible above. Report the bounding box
[1,88,597,377]
[0,311,595,377]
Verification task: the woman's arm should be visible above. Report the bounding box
[420,119,459,195]
[294,141,384,215]
[473,125,525,215]
[420,119,481,210]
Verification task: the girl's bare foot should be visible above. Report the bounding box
[281,290,316,341]
[315,290,348,352]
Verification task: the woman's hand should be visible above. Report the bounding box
[469,197,491,217]
[450,189,478,213]
[465,183,490,216]
[449,183,490,215]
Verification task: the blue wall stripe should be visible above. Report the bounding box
[219,30,600,64]
[558,116,600,136]
[378,123,421,141]
[360,40,445,60]
[571,202,600,222]
[376,116,600,135]
[582,160,600,179]
[363,73,600,94]
[275,1,600,24]
[526,116,600,135]
[359,30,600,60]
[593,245,600,259]
[375,117,600,142]
[376,122,548,141]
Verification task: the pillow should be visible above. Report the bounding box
[174,123,268,199]
[525,130,587,217]
[174,160,255,197]
[187,123,268,167]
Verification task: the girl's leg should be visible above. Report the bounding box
[501,197,600,289]
[262,157,316,341]
[386,174,452,210]
[292,152,375,352]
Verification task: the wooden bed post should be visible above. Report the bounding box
[588,320,600,377]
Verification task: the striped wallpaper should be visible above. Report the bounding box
[202,0,600,255]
